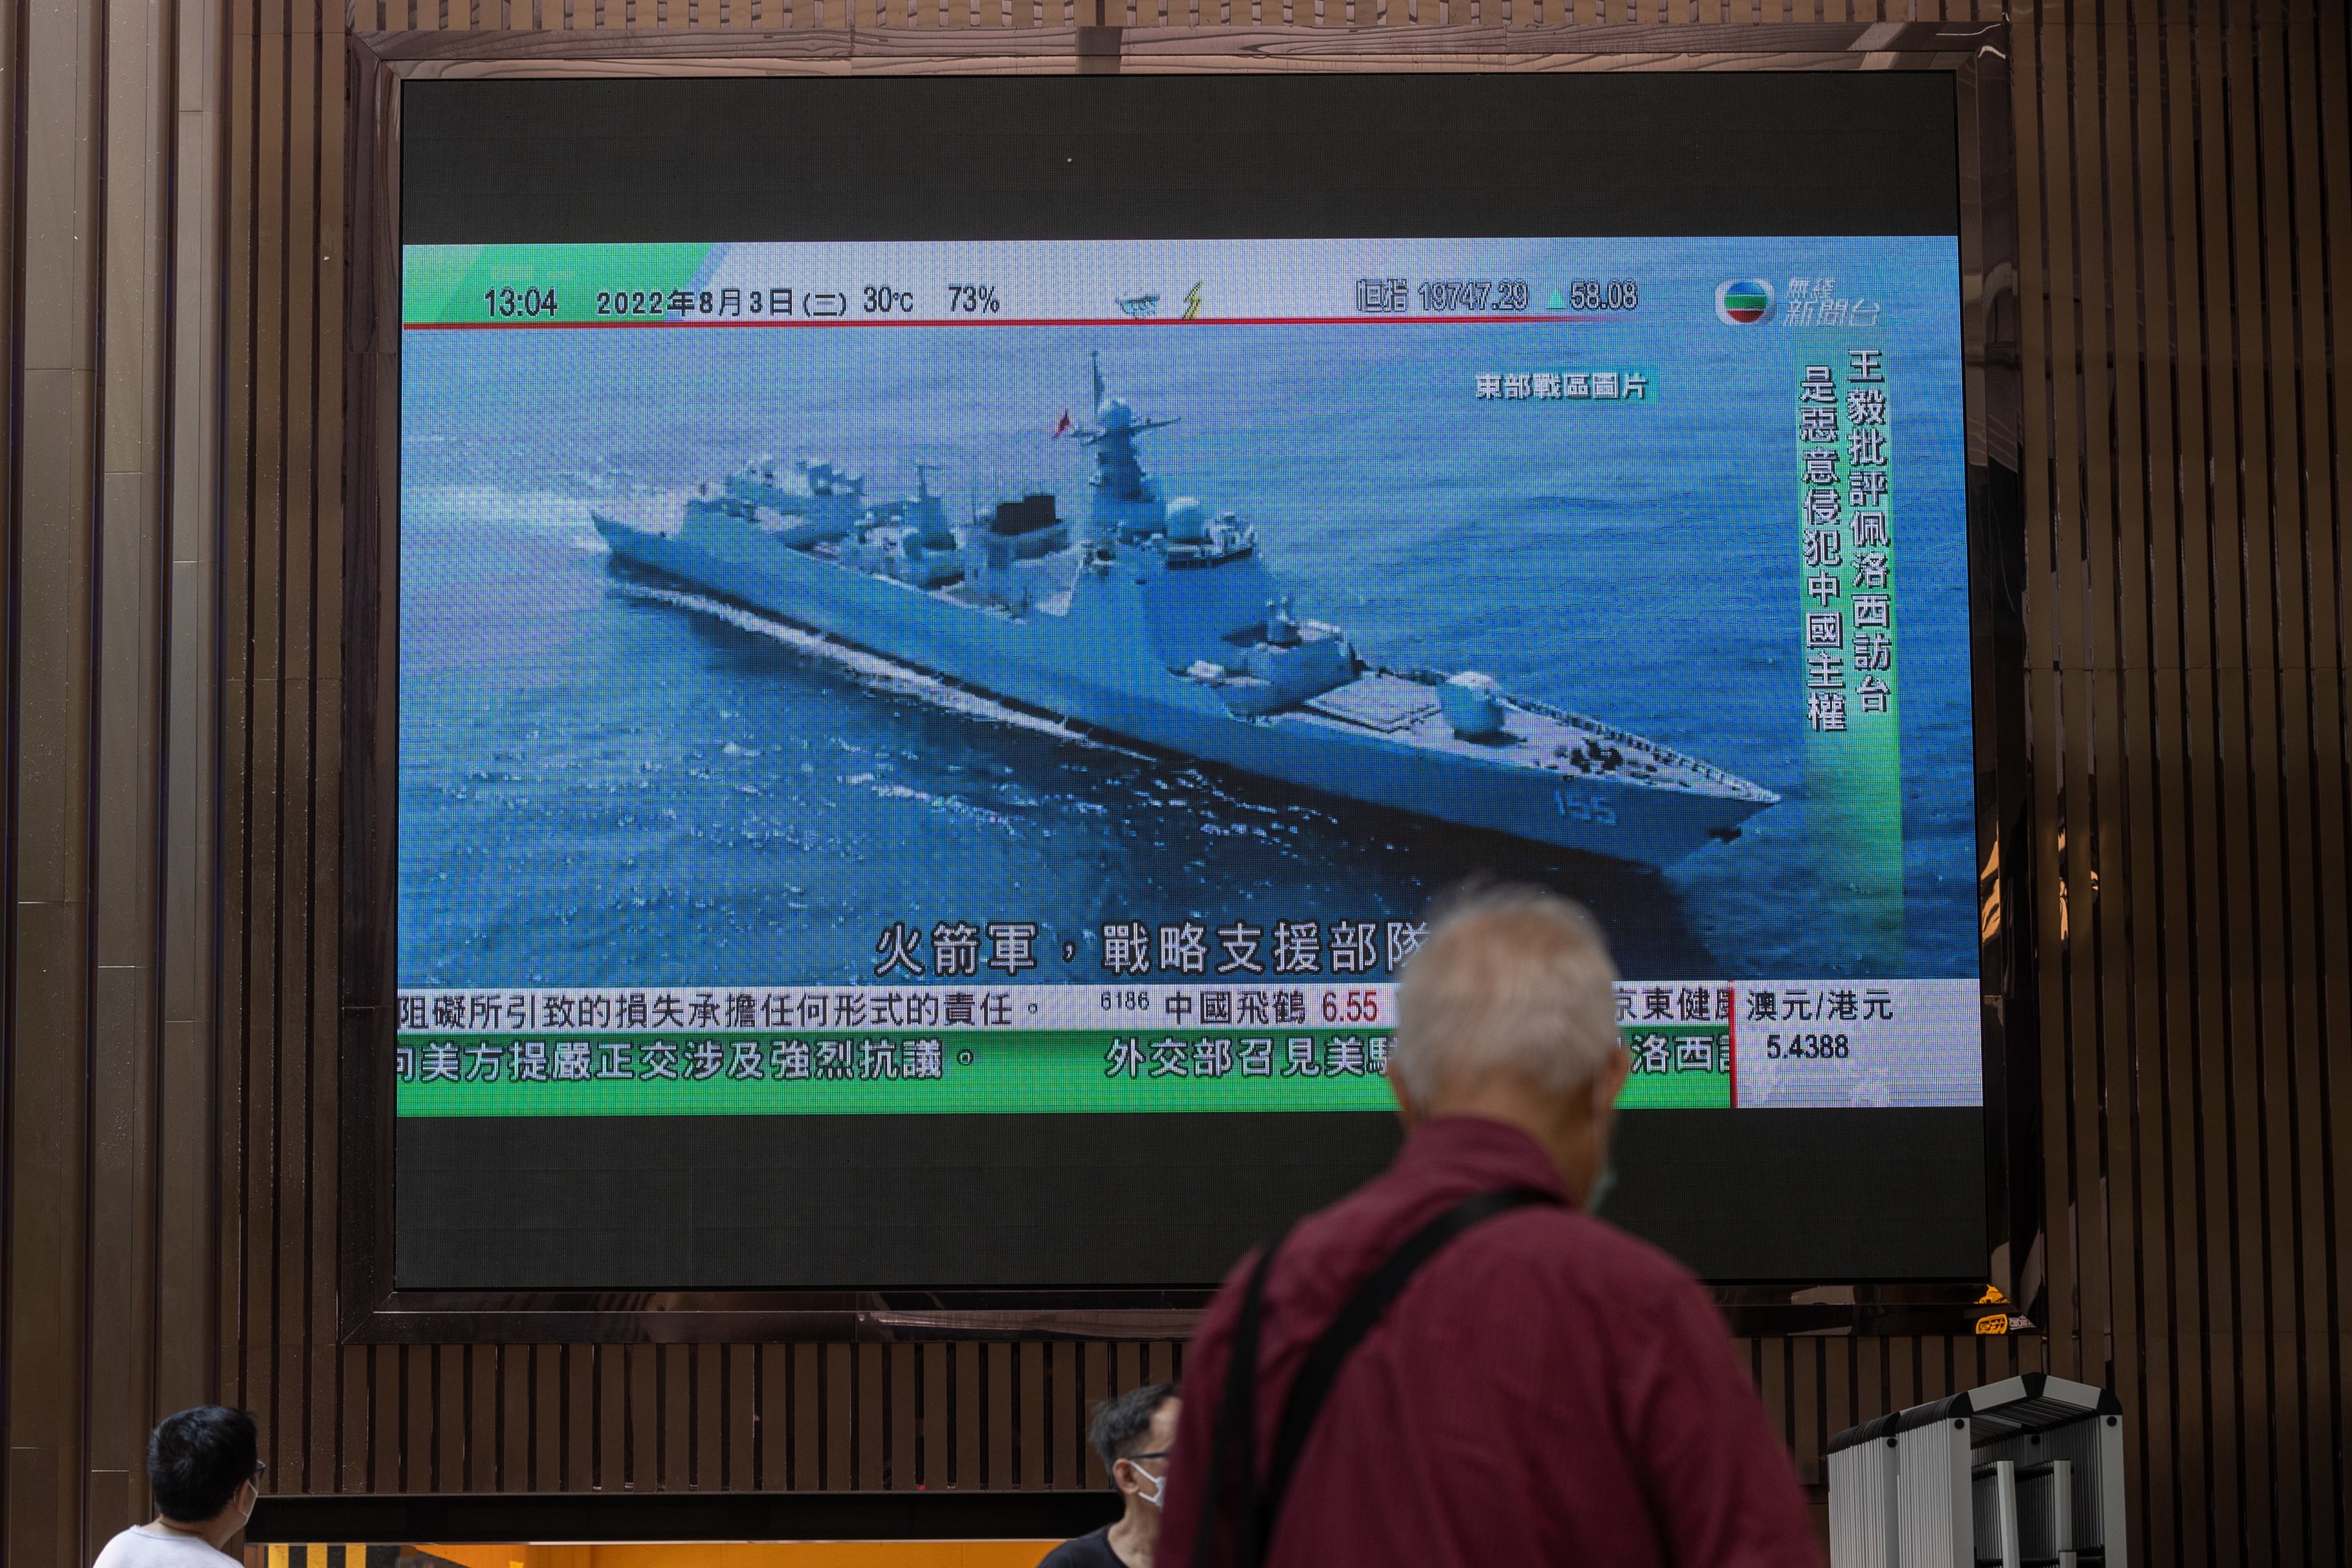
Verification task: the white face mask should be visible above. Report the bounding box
[1125,1458,1168,1510]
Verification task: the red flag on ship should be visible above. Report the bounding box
[1051,409,1074,437]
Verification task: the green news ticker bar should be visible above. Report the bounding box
[394,1027,1733,1116]
[405,244,717,327]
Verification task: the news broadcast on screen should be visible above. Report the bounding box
[390,74,1995,1291]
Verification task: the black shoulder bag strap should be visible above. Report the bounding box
[1188,1186,1559,1568]
[1189,1226,1290,1568]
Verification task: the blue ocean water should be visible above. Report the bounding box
[401,292,1980,987]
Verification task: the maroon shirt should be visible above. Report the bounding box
[1158,1116,1820,1568]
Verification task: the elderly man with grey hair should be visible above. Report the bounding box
[1158,884,1819,1568]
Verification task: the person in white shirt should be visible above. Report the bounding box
[92,1406,265,1568]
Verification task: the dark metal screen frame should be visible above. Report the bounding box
[338,20,2031,1345]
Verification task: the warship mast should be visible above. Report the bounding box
[1078,351,1178,542]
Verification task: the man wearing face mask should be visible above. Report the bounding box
[1157,884,1820,1568]
[93,1406,266,1568]
[1039,1382,1178,1568]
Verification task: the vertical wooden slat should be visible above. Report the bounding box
[756,1343,787,1490]
[1038,1341,1060,1488]
[2119,16,2182,1563]
[1821,1339,1852,1488]
[238,0,289,1479]
[395,1345,426,1490]
[368,1345,398,1492]
[2205,5,2270,1556]
[1020,1341,1051,1488]
[2229,9,2287,1556]
[158,0,225,1463]
[2069,0,2123,1421]
[2181,54,2243,1545]
[920,1343,950,1490]
[1853,1338,1884,1432]
[2301,8,2352,1560]
[885,1344,917,1490]
[281,0,321,1496]
[501,1346,531,1490]
[338,1348,368,1492]
[1759,1338,1789,1465]
[1077,1341,1109,1487]
[2009,0,2079,1407]
[821,1345,852,1489]
[465,1345,495,1491]
[1918,1337,1951,1406]
[688,1345,717,1490]
[593,1344,624,1493]
[213,0,256,1439]
[656,1344,686,1489]
[984,1341,1014,1489]
[88,0,169,1518]
[2259,11,2334,1567]
[2252,12,2313,1566]
[5,0,99,1533]
[2158,0,2227,1544]
[434,1345,466,1494]
[956,1341,985,1490]
[790,1344,820,1489]
[625,1344,657,1491]
[1790,1338,1822,1490]
[2082,12,2149,1552]
[307,0,349,1497]
[723,1345,753,1491]
[851,1344,882,1490]
[2055,0,2107,1403]
[564,1343,594,1492]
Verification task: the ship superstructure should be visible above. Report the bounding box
[592,359,1778,866]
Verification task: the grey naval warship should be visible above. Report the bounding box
[593,360,1778,867]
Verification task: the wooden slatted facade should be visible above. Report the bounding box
[2,3,2346,1566]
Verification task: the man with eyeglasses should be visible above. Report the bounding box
[93,1406,266,1567]
[1040,1382,1178,1568]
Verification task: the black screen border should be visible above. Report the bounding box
[337,19,2033,1344]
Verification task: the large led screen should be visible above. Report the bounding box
[393,75,1993,1289]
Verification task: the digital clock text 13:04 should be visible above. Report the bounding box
[482,286,561,319]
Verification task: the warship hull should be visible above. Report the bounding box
[593,513,1773,868]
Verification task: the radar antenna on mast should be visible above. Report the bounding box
[1078,352,1178,444]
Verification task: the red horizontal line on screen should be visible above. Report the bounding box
[401,314,1616,331]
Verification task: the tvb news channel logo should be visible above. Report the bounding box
[1714,278,1775,325]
